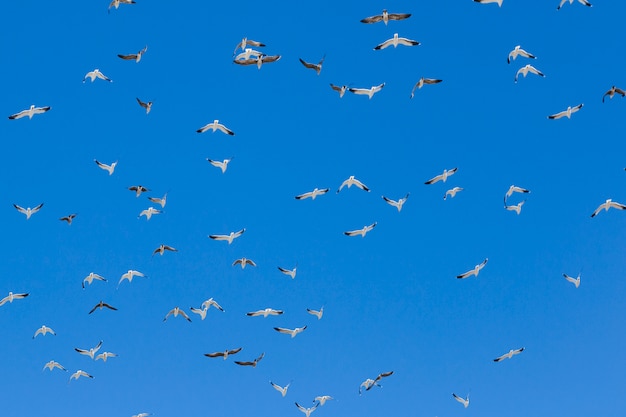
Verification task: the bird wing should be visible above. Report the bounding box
[360,14,383,23]
[204,352,225,358]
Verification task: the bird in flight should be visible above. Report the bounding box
[452,393,470,408]
[247,308,283,318]
[209,228,245,244]
[299,56,325,75]
[295,188,329,200]
[233,257,257,269]
[507,45,536,64]
[444,187,463,200]
[108,0,135,12]
[95,352,118,362]
[94,159,117,175]
[139,207,161,220]
[410,78,442,98]
[493,347,525,362]
[337,176,370,193]
[197,120,235,135]
[425,168,457,184]
[43,360,67,372]
[314,395,333,406]
[348,83,385,99]
[307,307,324,320]
[83,69,112,83]
[88,301,118,314]
[207,157,234,174]
[557,0,591,9]
[202,298,225,312]
[474,0,503,6]
[591,199,626,217]
[59,213,77,225]
[233,37,265,55]
[277,266,297,279]
[344,222,377,238]
[152,244,177,256]
[148,192,168,208]
[75,340,103,360]
[164,307,192,322]
[274,326,307,338]
[374,33,419,50]
[548,104,583,120]
[204,347,243,360]
[234,352,265,367]
[505,185,530,199]
[360,9,411,25]
[234,48,263,61]
[382,194,410,212]
[82,272,107,289]
[33,325,56,338]
[360,371,394,394]
[270,381,290,397]
[129,185,150,197]
[329,84,348,98]
[563,273,581,288]
[602,86,626,103]
[118,46,148,63]
[515,64,545,83]
[0,292,29,307]
[504,200,525,215]
[234,54,281,69]
[295,402,318,417]
[13,203,44,220]
[118,270,146,288]
[8,104,51,120]
[457,258,488,279]
[136,97,152,114]
[69,370,94,382]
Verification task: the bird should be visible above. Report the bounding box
[505,185,530,198]
[493,347,525,362]
[504,200,525,215]
[234,48,263,61]
[234,54,281,69]
[344,222,377,238]
[207,157,233,173]
[190,306,209,320]
[59,213,77,225]
[444,187,463,200]
[233,257,257,269]
[548,104,583,120]
[209,228,245,244]
[557,0,591,9]
[329,84,348,98]
[457,258,488,279]
[374,33,419,50]
[43,360,67,372]
[314,395,333,406]
[13,203,44,220]
[299,56,325,75]
[247,308,283,318]
[474,0,503,6]
[202,298,225,312]
[69,370,94,381]
[95,352,118,362]
[360,9,411,25]
[274,326,307,338]
[131,413,150,417]
[152,244,177,256]
[382,194,410,212]
[148,192,168,208]
[277,266,297,279]
[348,83,385,99]
[136,97,152,114]
[204,347,243,359]
[295,188,329,200]
[515,64,545,83]
[33,325,56,339]
[360,371,394,394]
[108,0,135,12]
[74,340,103,360]
[270,381,290,397]
[164,307,192,322]
[233,37,265,55]
[563,273,581,288]
[118,270,146,288]
[94,159,117,175]
[295,402,318,417]
[507,45,536,64]
[139,207,161,220]
[425,168,458,184]
[82,272,107,289]
[410,78,442,98]
[197,120,235,135]
[129,185,150,197]
[591,199,626,217]
[452,393,470,408]
[0,292,29,307]
[307,307,323,319]
[234,352,265,367]
[83,69,112,83]
[118,45,148,63]
[602,86,626,103]
[337,176,370,192]
[8,104,51,120]
[88,301,118,314]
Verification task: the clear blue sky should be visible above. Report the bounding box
[1,1,626,416]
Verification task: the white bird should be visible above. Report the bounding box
[207,157,233,173]
[360,371,394,394]
[344,222,377,238]
[108,0,135,12]
[278,266,297,279]
[74,340,103,360]
[152,244,177,256]
[43,360,67,372]
[329,84,348,98]
[234,54,281,69]
[148,192,167,208]
[204,347,242,359]
[425,167,458,184]
[209,228,245,244]
[548,104,583,120]
[94,159,117,175]
[8,104,51,120]
[337,176,370,193]
[382,193,409,212]
[602,86,626,103]
[452,393,470,408]
[139,207,161,220]
[129,185,150,197]
[348,83,385,99]
[515,64,545,83]
[270,381,290,397]
[557,0,591,9]
[33,325,56,339]
[190,306,209,320]
[136,97,152,114]
[131,413,150,417]
[360,9,411,25]
[563,273,581,288]
[202,298,225,312]
[493,347,525,362]
[444,187,463,200]
[507,45,536,64]
[295,188,329,200]
[505,185,530,198]
[314,395,333,406]
[374,33,420,50]
[473,0,503,6]
[457,258,488,279]
[274,326,307,338]
[0,292,29,307]
[163,306,192,322]
[69,370,94,382]
[235,48,263,61]
[197,120,235,135]
[504,200,525,215]
[117,270,146,288]
[118,45,148,63]
[247,308,283,318]
[410,78,442,98]
[13,203,44,220]
[95,352,118,362]
[83,69,112,83]
[307,307,323,320]
[233,37,266,55]
[295,402,318,417]
[233,257,257,269]
[591,199,626,217]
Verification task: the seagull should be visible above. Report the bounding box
[591,199,626,217]
[382,193,410,212]
[197,120,235,135]
[43,360,67,372]
[274,326,307,338]
[505,185,530,198]
[209,228,245,244]
[88,301,118,314]
[563,273,581,288]
[507,45,536,64]
[13,203,44,220]
[410,78,442,98]
[337,175,370,192]
[374,33,419,50]
[75,340,103,360]
[344,222,377,237]
[299,56,325,75]
[129,185,150,197]
[233,257,257,269]
[204,347,243,360]
[8,104,51,120]
[148,192,167,208]
[163,307,192,322]
[118,46,148,63]
[474,0,503,6]
[504,199,525,215]
[296,188,329,200]
[139,207,161,220]
[235,48,264,61]
[457,258,488,279]
[59,213,77,225]
[295,403,318,417]
[0,292,29,307]
[233,37,265,55]
[234,352,265,367]
[95,352,118,362]
[108,0,135,12]
[360,371,394,394]
[425,167,458,184]
[118,269,146,288]
[83,69,112,83]
[360,9,411,25]
[202,298,225,312]
[515,64,545,83]
[348,83,385,99]
[131,413,150,417]
[234,54,281,69]
[329,84,348,98]
[314,395,333,406]
[190,306,209,320]
[452,393,470,408]
[270,381,290,397]
[247,308,283,318]
[207,157,233,173]
[69,370,94,381]
[602,86,626,103]
[33,325,56,339]
[307,307,323,319]
[94,159,117,175]
[152,244,177,256]
[278,266,297,279]
[557,0,591,9]
[136,97,152,114]
[548,104,583,120]
[82,272,107,289]
[444,187,463,200]
[493,347,525,362]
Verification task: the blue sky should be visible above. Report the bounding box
[1,1,626,416]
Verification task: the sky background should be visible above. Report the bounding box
[1,1,626,416]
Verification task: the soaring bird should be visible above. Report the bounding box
[13,203,44,220]
[148,193,168,208]
[548,104,583,120]
[43,360,67,372]
[329,84,348,98]
[83,69,112,83]
[591,199,626,217]
[410,78,442,98]
[207,157,233,173]
[82,272,107,289]
[33,325,56,338]
[444,187,463,200]
[359,371,394,394]
[453,393,470,408]
[270,381,290,397]
[314,395,333,406]
[504,200,525,215]
[382,194,410,212]
[152,244,177,256]
[515,64,545,83]
[0,292,29,307]
[74,340,103,360]
[233,37,265,55]
[129,185,150,197]
[493,347,525,362]
[507,45,536,64]
[197,120,235,135]
[59,213,77,225]
[94,159,117,175]
[190,306,209,320]
[348,83,385,99]
[457,258,488,279]
[274,326,307,338]
[202,298,225,312]
[474,0,503,6]
[278,266,297,279]
[118,270,146,287]
[505,185,530,198]
[425,168,457,184]
[95,352,118,362]
[602,86,626,103]
[88,301,118,314]
[209,228,245,244]
[344,222,377,238]
[337,176,370,193]
[295,402,318,417]
[234,54,281,69]
[163,307,192,322]
[374,33,419,50]
[563,273,581,288]
[557,0,591,9]
[234,48,263,61]
[247,308,283,318]
[118,46,148,63]
[136,97,152,114]
[69,370,94,381]
[205,348,243,360]
[299,56,325,75]
[307,307,324,320]
[8,104,51,120]
[108,0,135,12]
[234,352,265,367]
[360,9,411,25]
[139,207,161,220]
[295,188,329,200]
[233,257,257,269]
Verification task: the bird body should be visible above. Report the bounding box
[295,188,329,200]
[14,203,44,220]
[563,273,581,288]
[233,257,257,269]
[59,213,77,224]
[374,33,419,50]
[83,272,107,289]
[278,266,297,279]
[504,200,525,215]
[95,352,118,362]
[557,0,591,9]
[295,402,318,417]
[299,56,325,75]
[33,325,56,338]
[0,292,29,307]
[118,270,146,287]
[8,104,51,120]
[209,228,245,244]
[602,86,626,103]
[247,308,283,318]
[457,258,488,279]
[88,301,118,314]
[493,347,525,362]
[507,45,536,64]
[69,370,94,381]
[136,97,152,114]
[444,187,463,200]
[205,347,242,359]
[591,199,626,217]
[425,168,458,184]
[153,244,177,256]
[94,159,117,175]
[197,120,235,135]
[515,64,545,83]
[83,69,112,83]
[207,157,233,173]
[329,84,348,98]
[410,78,442,98]
[75,340,103,360]
[344,222,377,237]
[348,83,385,99]
[337,176,370,192]
[118,46,147,63]
[453,393,470,408]
[274,326,307,338]
[270,381,290,397]
[360,9,411,25]
[139,207,161,220]
[307,307,323,319]
[548,104,583,120]
[164,307,192,322]
[43,360,67,372]
[234,352,265,367]
[382,194,409,211]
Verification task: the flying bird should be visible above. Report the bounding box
[563,273,581,288]
[108,0,135,12]
[360,9,411,25]
[197,120,235,135]
[83,69,112,83]
[382,193,410,212]
[139,207,161,220]
[274,326,307,338]
[493,347,525,362]
[233,257,257,269]
[504,200,525,215]
[202,298,225,312]
[59,213,77,225]
[457,258,488,279]
[152,244,177,256]
[591,199,626,217]
[190,306,209,320]
[88,301,118,314]
[209,228,245,244]
[0,292,29,307]
[8,104,51,120]
[74,340,103,360]
[33,325,56,339]
[515,64,545,83]
[548,104,583,120]
[233,37,266,55]
[314,396,333,406]
[505,185,530,198]
[234,352,265,367]
[299,56,325,75]
[204,347,243,359]
[43,360,67,372]
[118,46,148,63]
[452,393,470,408]
[69,370,94,382]
[360,371,394,394]
[82,272,107,289]
[247,308,283,318]
[118,270,146,288]
[307,307,323,320]
[207,157,233,173]
[444,187,463,200]
[234,54,281,69]
[348,83,385,99]
[94,159,117,175]
[148,192,168,208]
[295,188,329,200]
[95,352,118,362]
[507,45,536,64]
[557,0,591,9]
[474,0,503,6]
[329,84,348,98]
[337,175,370,192]
[270,381,290,397]
[234,48,263,61]
[374,33,419,50]
[344,222,377,238]
[13,203,44,220]
[277,266,297,279]
[129,185,150,197]
[410,78,442,98]
[602,86,626,103]
[295,402,318,417]
[136,97,152,114]
[163,307,192,322]
[425,167,458,184]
